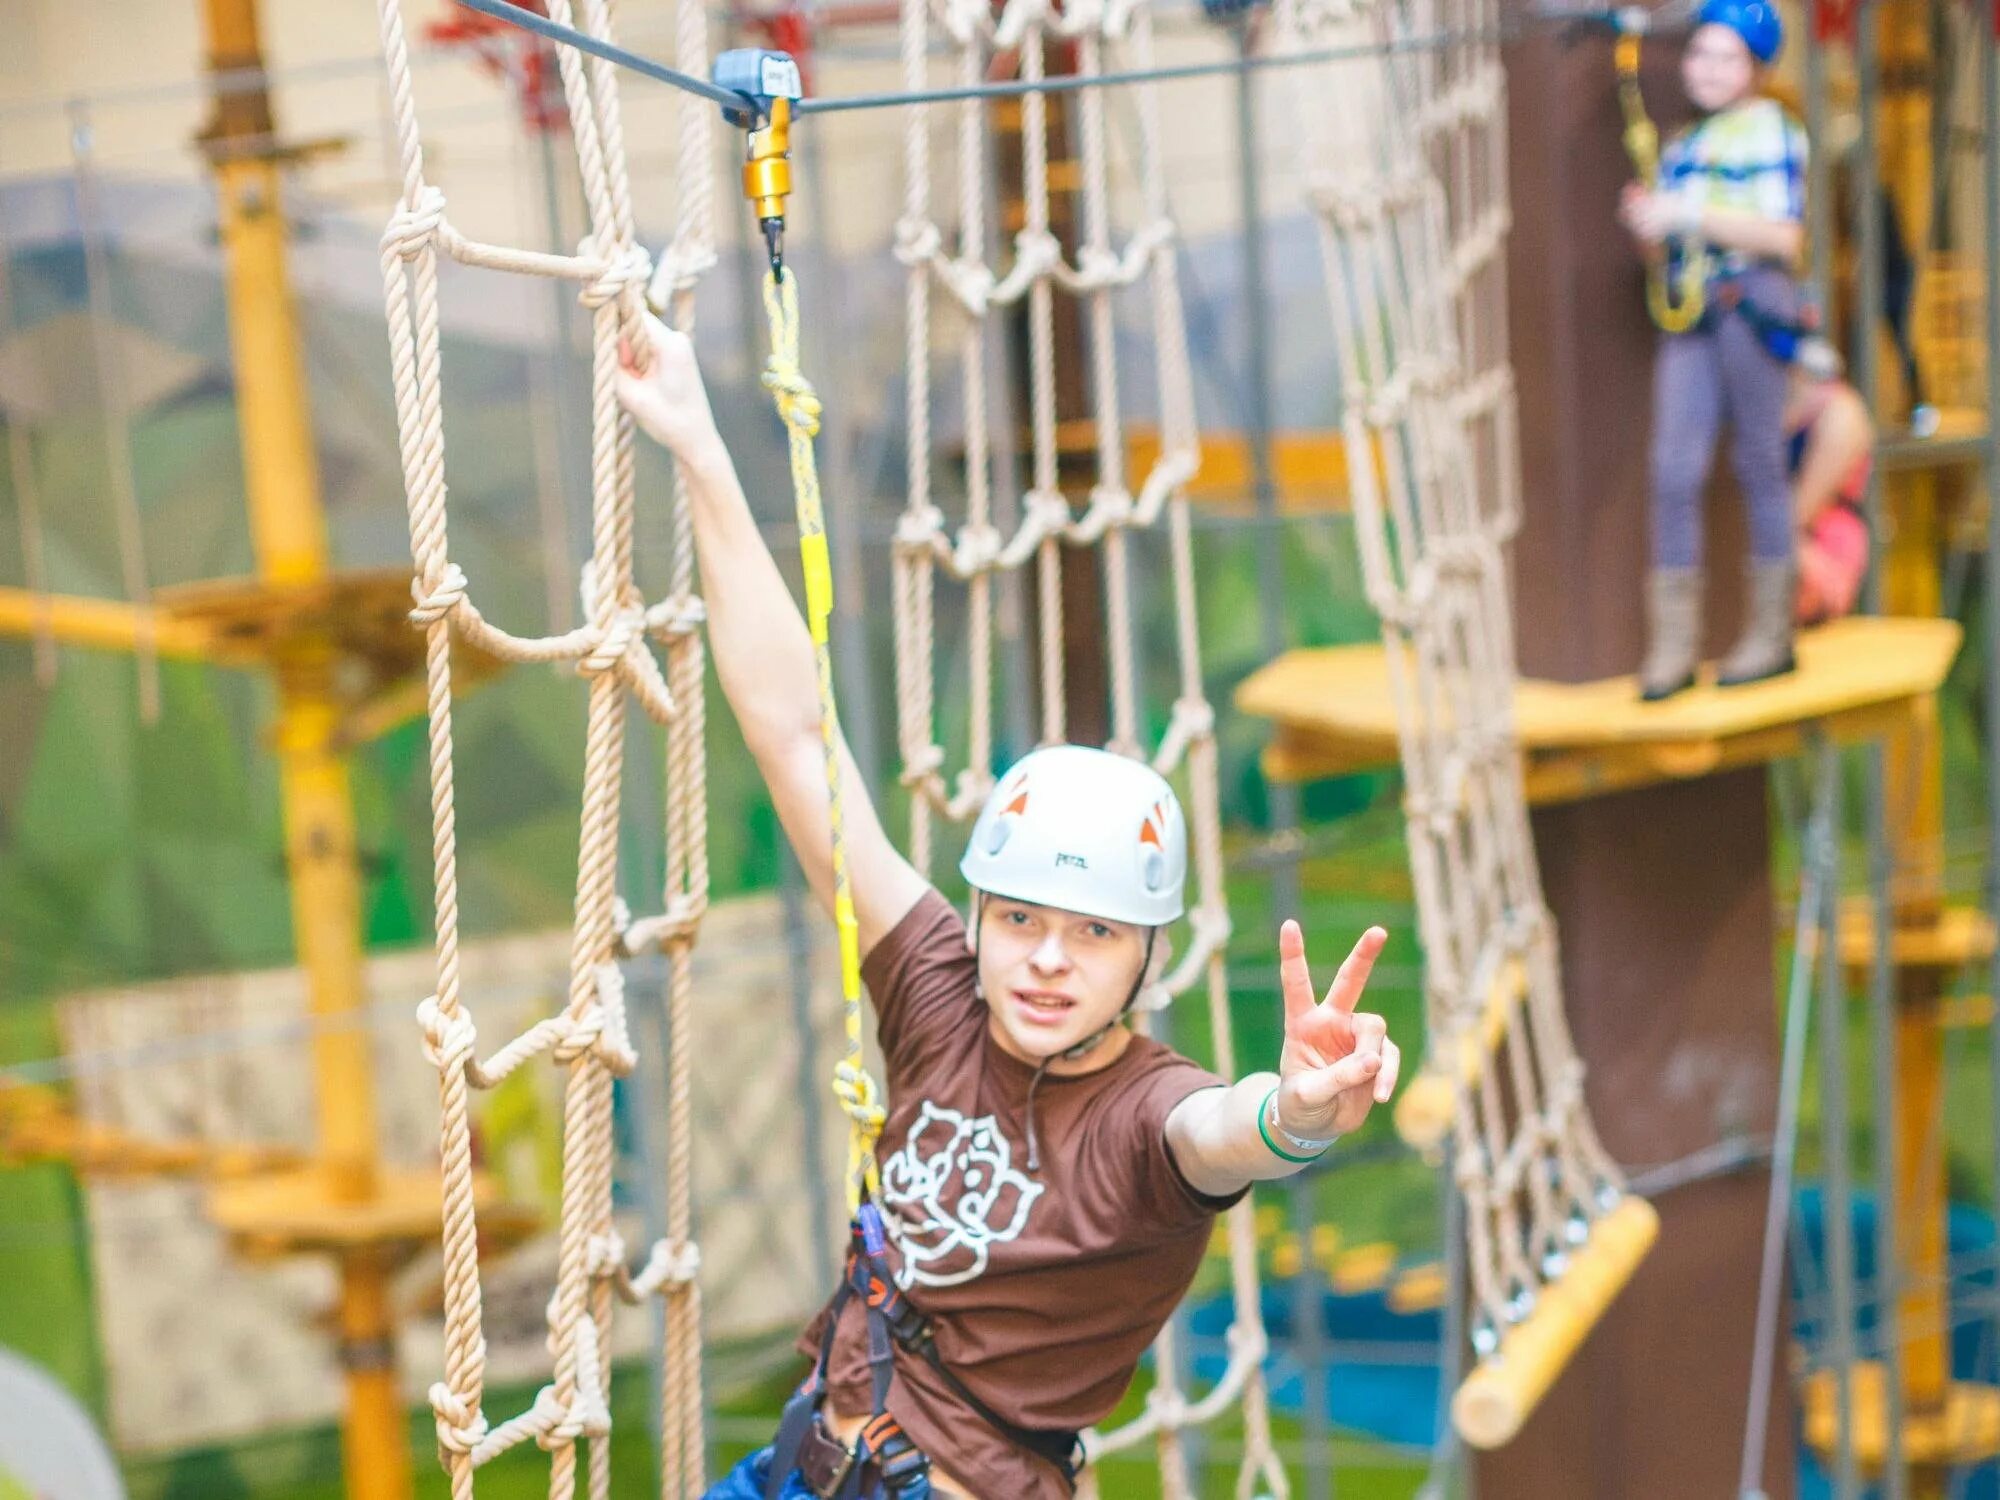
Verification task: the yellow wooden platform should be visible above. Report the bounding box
[209,1163,538,1262]
[1236,617,1962,806]
[0,569,504,744]
[1835,896,1997,974]
[1128,428,1364,513]
[0,1082,304,1180]
[1804,1362,2000,1471]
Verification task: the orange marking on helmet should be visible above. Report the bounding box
[1003,789,1029,817]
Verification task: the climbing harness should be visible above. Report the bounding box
[1706,276,1843,377]
[1614,24,1710,333]
[767,1202,1085,1498]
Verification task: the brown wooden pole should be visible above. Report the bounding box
[1477,18,1793,1498]
[994,54,1110,745]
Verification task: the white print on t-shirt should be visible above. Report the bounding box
[878,1100,1044,1289]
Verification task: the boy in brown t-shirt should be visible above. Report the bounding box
[618,316,1402,1499]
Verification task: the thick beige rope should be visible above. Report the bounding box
[889,1,1283,1491]
[1274,0,1627,1380]
[373,0,712,1494]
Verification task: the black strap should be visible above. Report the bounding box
[850,1206,1082,1485]
[776,1205,1080,1495]
[904,1331,1082,1482]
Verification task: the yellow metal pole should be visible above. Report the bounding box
[199,2,410,1496]
[1876,5,1948,1488]
[0,587,214,659]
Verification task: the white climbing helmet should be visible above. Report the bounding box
[960,744,1187,928]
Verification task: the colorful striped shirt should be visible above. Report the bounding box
[1660,96,1808,272]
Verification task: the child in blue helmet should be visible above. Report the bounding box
[1620,0,1809,699]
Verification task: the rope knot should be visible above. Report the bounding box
[410,562,468,627]
[383,185,447,262]
[1144,1385,1189,1430]
[832,1059,886,1140]
[586,1230,628,1279]
[417,994,478,1072]
[428,1382,489,1456]
[761,361,823,437]
[1083,484,1134,534]
[527,1386,598,1449]
[951,521,1003,575]
[893,217,944,267]
[948,766,995,820]
[617,893,708,955]
[1023,488,1074,538]
[1074,246,1123,290]
[582,606,642,678]
[578,237,651,311]
[1454,1143,1489,1191]
[898,744,946,795]
[635,1236,703,1291]
[1225,1319,1270,1366]
[1171,696,1215,741]
[894,504,948,555]
[552,966,637,1074]
[1012,228,1062,281]
[645,594,708,639]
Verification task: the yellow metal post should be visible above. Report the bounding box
[1876,3,1954,1490]
[200,2,409,1495]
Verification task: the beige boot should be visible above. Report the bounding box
[1717,560,1798,687]
[1639,567,1702,701]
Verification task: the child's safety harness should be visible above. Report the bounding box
[768,1202,1084,1499]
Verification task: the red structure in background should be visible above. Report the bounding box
[739,4,821,93]
[1809,0,1858,43]
[426,0,569,133]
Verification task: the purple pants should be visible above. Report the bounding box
[1648,265,1799,570]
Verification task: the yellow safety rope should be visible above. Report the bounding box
[1615,32,1708,334]
[760,268,884,1214]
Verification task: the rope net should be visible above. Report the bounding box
[1274,0,1643,1443]
[372,0,714,1493]
[889,1,1281,1493]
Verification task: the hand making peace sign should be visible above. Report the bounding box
[1274,920,1400,1143]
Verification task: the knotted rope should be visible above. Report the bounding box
[372,0,714,1493]
[1274,0,1629,1434]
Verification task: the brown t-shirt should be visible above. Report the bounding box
[797,892,1242,1499]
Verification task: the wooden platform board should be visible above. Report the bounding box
[1235,616,1962,805]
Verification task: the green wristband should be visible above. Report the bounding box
[1258,1086,1331,1165]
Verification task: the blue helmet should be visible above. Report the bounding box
[1694,0,1783,63]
